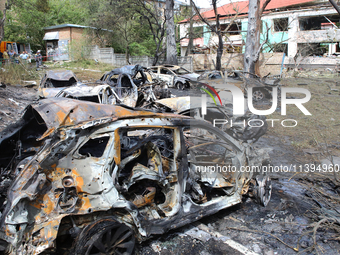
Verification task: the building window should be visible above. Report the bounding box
[273,18,288,32]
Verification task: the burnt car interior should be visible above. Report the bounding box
[118,127,177,218]
[43,75,77,88]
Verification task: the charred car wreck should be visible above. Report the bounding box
[0,97,271,255]
[38,70,79,98]
[98,65,171,107]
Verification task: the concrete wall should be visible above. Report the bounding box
[191,52,286,76]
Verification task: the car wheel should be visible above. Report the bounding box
[254,175,272,207]
[73,218,135,255]
[252,89,265,101]
[176,82,184,90]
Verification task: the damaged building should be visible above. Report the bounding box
[179,0,340,58]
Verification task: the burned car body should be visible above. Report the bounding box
[148,65,200,90]
[99,65,170,107]
[55,83,138,107]
[38,70,79,98]
[0,98,271,255]
[99,65,152,87]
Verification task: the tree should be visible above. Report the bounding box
[0,0,13,44]
[165,0,177,65]
[190,0,241,70]
[190,0,223,70]
[185,1,194,56]
[130,0,166,65]
[243,0,271,77]
[4,0,86,51]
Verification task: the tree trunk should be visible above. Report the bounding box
[165,0,178,65]
[125,45,130,65]
[216,31,223,70]
[0,1,11,44]
[212,0,223,71]
[244,0,260,78]
[185,2,194,56]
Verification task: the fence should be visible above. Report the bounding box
[87,46,194,71]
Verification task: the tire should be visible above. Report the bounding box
[176,82,184,90]
[254,175,272,207]
[252,89,265,101]
[72,218,135,255]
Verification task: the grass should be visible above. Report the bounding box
[44,59,115,82]
[0,61,39,85]
[265,73,340,157]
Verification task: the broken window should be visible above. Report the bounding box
[298,43,327,56]
[160,68,172,75]
[78,136,110,158]
[299,16,339,31]
[184,126,235,164]
[272,43,288,54]
[273,18,288,32]
[173,67,190,75]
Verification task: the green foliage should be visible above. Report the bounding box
[36,0,50,13]
[5,0,86,51]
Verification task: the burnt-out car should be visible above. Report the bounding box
[55,84,138,108]
[98,65,153,87]
[148,65,200,90]
[98,65,171,107]
[0,98,271,255]
[38,70,79,98]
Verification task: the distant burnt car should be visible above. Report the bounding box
[38,70,79,98]
[147,65,200,90]
[0,98,271,255]
[98,65,171,107]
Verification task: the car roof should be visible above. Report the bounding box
[150,65,182,70]
[44,70,78,81]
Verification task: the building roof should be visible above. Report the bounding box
[44,24,113,32]
[179,0,320,23]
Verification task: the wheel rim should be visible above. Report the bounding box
[253,90,264,101]
[85,224,135,255]
[176,82,183,90]
[256,175,272,206]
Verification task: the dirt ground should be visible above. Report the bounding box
[1,67,340,255]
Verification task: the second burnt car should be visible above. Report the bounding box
[0,98,271,255]
[38,70,80,98]
[148,65,200,90]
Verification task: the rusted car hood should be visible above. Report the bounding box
[32,97,187,131]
